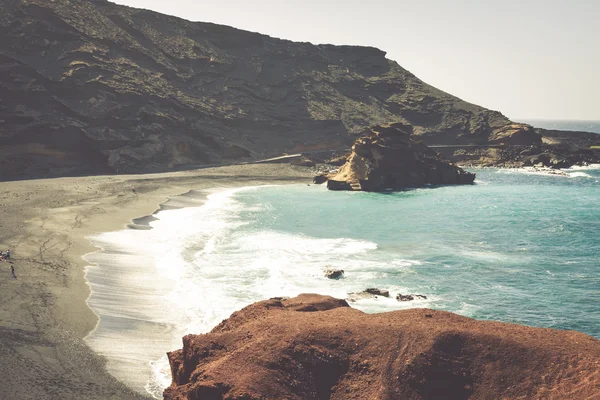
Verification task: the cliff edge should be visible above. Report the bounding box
[165,294,600,400]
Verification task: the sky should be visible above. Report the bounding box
[111,0,599,121]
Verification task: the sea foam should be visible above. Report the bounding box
[84,186,414,398]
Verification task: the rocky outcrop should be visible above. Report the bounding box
[324,269,344,279]
[347,288,391,301]
[324,123,475,191]
[436,128,600,168]
[397,293,428,301]
[0,0,557,179]
[165,294,600,400]
[364,288,390,297]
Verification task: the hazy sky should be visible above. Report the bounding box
[112,0,599,120]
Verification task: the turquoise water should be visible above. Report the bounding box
[86,166,599,397]
[230,167,600,338]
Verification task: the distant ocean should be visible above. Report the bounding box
[517,119,600,134]
[84,166,600,398]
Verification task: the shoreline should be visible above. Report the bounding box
[2,163,597,398]
[82,186,252,398]
[0,164,313,399]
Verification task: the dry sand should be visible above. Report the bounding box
[0,164,312,400]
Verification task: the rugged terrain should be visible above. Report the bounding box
[321,123,475,191]
[4,0,597,179]
[165,294,600,400]
[435,128,600,169]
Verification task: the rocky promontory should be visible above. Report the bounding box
[165,294,600,400]
[321,123,475,191]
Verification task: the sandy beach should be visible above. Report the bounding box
[0,164,312,400]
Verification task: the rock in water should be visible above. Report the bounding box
[396,293,427,301]
[347,288,391,301]
[313,174,328,184]
[165,294,600,400]
[365,288,390,297]
[324,269,344,279]
[325,123,475,191]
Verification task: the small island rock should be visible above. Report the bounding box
[323,123,475,191]
[396,294,428,302]
[365,288,390,297]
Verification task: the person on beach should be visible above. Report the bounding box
[6,249,10,259]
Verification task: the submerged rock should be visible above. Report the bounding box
[347,288,391,301]
[396,294,428,302]
[165,294,600,400]
[323,123,475,191]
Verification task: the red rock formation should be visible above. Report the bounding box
[165,294,600,400]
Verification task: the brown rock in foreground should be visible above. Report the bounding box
[325,123,476,191]
[165,294,600,400]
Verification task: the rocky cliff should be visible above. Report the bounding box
[0,0,554,179]
[322,123,475,191]
[165,294,600,400]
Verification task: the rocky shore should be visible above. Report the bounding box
[433,128,600,169]
[165,294,600,400]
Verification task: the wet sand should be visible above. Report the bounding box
[0,164,312,399]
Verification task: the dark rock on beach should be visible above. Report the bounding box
[323,123,476,191]
[312,174,328,185]
[165,294,600,400]
[326,179,354,191]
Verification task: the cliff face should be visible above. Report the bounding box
[324,123,475,191]
[165,294,600,400]
[0,0,538,178]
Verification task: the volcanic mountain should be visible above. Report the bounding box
[1,0,598,179]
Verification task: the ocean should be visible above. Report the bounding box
[84,166,600,398]
[518,119,600,134]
